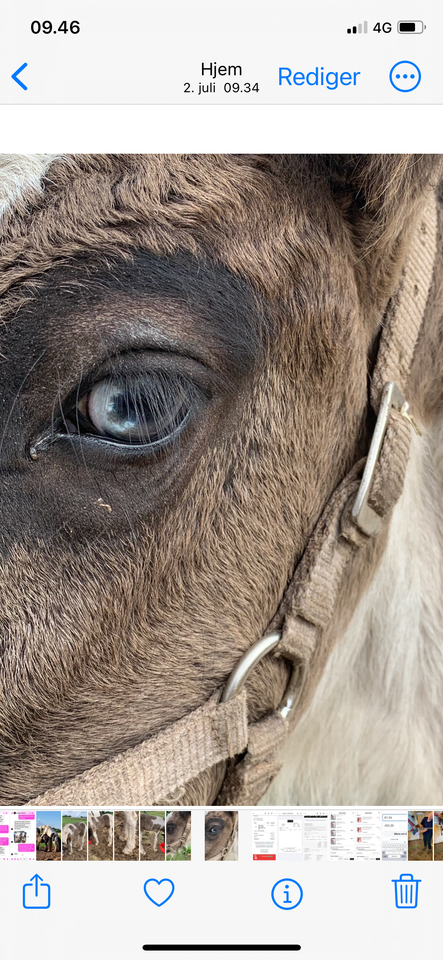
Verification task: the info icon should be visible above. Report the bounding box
[271,878,303,911]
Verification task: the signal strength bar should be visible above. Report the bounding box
[347,21,368,34]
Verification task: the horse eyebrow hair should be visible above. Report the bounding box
[85,249,268,365]
[3,250,267,380]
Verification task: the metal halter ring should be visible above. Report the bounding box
[221,630,306,721]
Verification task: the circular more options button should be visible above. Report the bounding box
[389,60,421,92]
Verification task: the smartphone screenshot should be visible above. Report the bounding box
[0,2,442,958]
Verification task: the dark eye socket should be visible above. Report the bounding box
[66,370,201,448]
[166,823,176,835]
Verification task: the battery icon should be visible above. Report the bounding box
[397,21,425,33]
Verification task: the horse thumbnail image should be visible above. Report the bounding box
[61,812,87,861]
[114,811,139,861]
[36,811,62,861]
[140,811,165,861]
[408,811,433,861]
[14,831,27,844]
[205,811,238,861]
[166,811,191,861]
[434,813,443,860]
[88,810,113,861]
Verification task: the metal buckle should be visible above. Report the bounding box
[351,381,413,536]
[221,630,305,721]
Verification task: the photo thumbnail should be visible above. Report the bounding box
[165,811,191,861]
[36,811,61,862]
[88,811,114,861]
[61,811,87,861]
[408,811,433,861]
[205,811,238,861]
[140,811,165,861]
[434,812,443,860]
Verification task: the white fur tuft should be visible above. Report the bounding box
[0,154,60,219]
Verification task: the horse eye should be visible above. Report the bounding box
[69,372,195,446]
[208,824,221,837]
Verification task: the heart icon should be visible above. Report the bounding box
[143,878,175,907]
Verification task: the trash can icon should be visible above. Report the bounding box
[392,873,421,909]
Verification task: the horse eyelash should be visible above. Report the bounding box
[71,369,204,445]
[30,369,207,460]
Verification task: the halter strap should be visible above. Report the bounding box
[30,690,248,805]
[30,192,438,808]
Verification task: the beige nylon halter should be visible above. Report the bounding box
[30,193,438,808]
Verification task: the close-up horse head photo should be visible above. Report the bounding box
[0,153,442,808]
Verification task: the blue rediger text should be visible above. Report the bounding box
[279,67,361,90]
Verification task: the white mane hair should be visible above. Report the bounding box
[0,155,62,218]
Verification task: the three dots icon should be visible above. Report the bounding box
[389,60,421,92]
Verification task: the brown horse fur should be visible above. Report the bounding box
[0,155,442,805]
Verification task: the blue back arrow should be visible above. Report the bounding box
[12,63,28,90]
